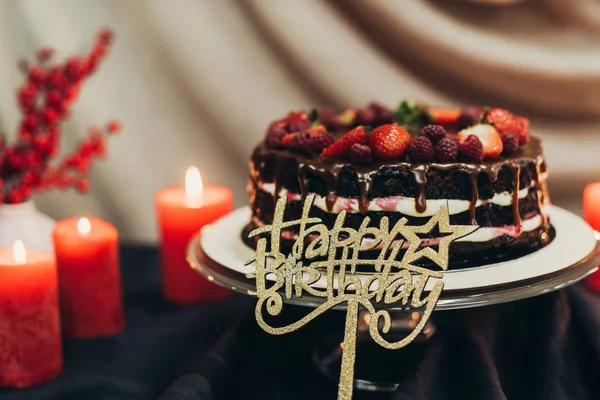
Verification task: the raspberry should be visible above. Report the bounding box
[356,108,375,126]
[317,107,337,127]
[265,120,287,148]
[501,132,519,155]
[286,111,310,132]
[458,134,484,163]
[348,143,372,164]
[367,102,393,125]
[457,124,503,160]
[457,106,482,129]
[407,136,434,162]
[435,137,458,162]
[287,131,312,153]
[419,124,446,143]
[309,131,335,154]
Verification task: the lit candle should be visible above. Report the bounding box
[583,183,600,291]
[155,166,233,304]
[53,217,124,338]
[0,240,62,388]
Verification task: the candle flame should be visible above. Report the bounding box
[13,240,26,264]
[185,166,203,202]
[77,217,91,235]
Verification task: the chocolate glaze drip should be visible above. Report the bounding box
[467,167,480,225]
[250,138,546,228]
[412,165,429,214]
[510,165,522,229]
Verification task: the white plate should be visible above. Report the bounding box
[200,206,597,292]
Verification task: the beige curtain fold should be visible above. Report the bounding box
[0,0,596,242]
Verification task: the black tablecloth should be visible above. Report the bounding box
[0,245,599,400]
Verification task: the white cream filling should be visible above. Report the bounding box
[251,213,544,245]
[259,182,536,217]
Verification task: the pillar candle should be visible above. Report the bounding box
[583,183,600,291]
[0,240,62,388]
[53,217,124,338]
[155,166,233,304]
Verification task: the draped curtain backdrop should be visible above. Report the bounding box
[0,0,598,243]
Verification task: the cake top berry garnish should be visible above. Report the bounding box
[263,101,531,164]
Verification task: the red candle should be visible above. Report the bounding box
[53,217,124,338]
[155,166,233,304]
[0,240,62,388]
[583,183,600,292]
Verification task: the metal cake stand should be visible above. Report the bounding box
[187,206,600,392]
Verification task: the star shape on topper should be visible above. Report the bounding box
[401,203,479,270]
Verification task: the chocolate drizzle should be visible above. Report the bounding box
[412,165,429,214]
[250,138,547,229]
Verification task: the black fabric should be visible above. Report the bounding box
[1,245,599,400]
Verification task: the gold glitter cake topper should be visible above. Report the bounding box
[245,195,476,400]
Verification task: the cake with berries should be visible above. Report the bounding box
[246,101,552,269]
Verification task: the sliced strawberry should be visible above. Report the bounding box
[281,125,326,146]
[458,124,503,159]
[321,125,368,159]
[429,107,461,125]
[368,124,411,160]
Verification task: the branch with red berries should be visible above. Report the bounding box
[0,28,121,204]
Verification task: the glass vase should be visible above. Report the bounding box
[0,200,56,251]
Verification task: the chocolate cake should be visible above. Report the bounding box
[246,101,552,269]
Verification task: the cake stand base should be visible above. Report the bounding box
[313,311,434,392]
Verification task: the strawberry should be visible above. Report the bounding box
[321,125,368,159]
[429,107,461,125]
[286,111,311,132]
[458,124,503,159]
[484,108,519,134]
[515,116,530,145]
[368,124,411,160]
[281,125,326,146]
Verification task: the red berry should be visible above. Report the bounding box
[309,131,335,154]
[28,66,46,85]
[348,143,372,164]
[407,136,434,162]
[37,48,54,61]
[434,137,458,162]
[366,102,393,125]
[65,57,83,80]
[99,28,114,45]
[322,125,368,159]
[419,124,446,143]
[458,124,503,159]
[107,120,121,134]
[501,132,519,155]
[46,68,66,89]
[368,124,411,160]
[458,134,484,163]
[75,179,91,193]
[43,108,58,124]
